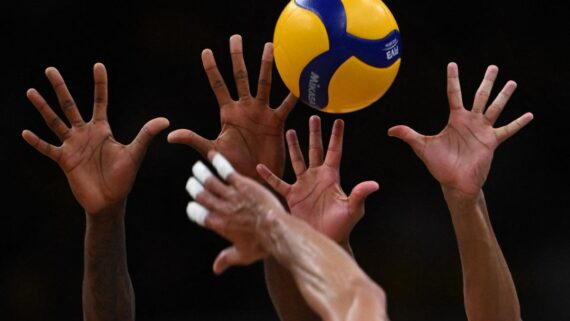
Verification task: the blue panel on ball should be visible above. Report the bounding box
[295,0,347,47]
[295,0,402,110]
[299,48,352,109]
[345,30,402,67]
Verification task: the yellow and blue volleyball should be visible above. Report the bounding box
[273,0,402,113]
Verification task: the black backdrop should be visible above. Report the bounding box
[2,1,569,320]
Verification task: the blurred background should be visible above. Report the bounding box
[2,0,569,320]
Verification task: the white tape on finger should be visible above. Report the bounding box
[186,202,209,226]
[186,177,204,199]
[212,153,235,180]
[192,161,213,184]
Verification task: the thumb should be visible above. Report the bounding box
[348,181,379,215]
[275,92,298,120]
[129,117,170,162]
[213,246,263,275]
[167,128,214,159]
[387,125,425,154]
[213,246,242,275]
[256,163,291,197]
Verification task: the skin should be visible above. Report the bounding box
[258,115,379,248]
[256,115,379,321]
[22,63,170,321]
[189,151,390,321]
[388,62,533,321]
[166,33,308,321]
[167,34,297,182]
[22,34,294,321]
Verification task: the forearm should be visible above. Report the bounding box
[264,240,355,321]
[443,187,520,321]
[260,211,388,321]
[264,258,321,321]
[83,203,135,321]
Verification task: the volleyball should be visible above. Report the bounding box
[273,0,402,113]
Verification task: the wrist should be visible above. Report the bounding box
[441,185,483,203]
[85,201,127,224]
[259,208,305,261]
[441,186,489,225]
[259,207,286,240]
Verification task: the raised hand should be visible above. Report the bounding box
[186,151,286,274]
[186,152,389,321]
[168,34,297,182]
[22,63,169,321]
[389,62,531,321]
[22,63,169,214]
[388,62,533,197]
[257,115,379,246]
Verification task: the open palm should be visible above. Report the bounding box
[388,62,533,196]
[257,116,379,244]
[168,34,297,181]
[21,63,169,214]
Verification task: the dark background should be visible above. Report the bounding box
[2,0,569,320]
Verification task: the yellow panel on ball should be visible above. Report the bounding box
[273,0,402,113]
[273,1,330,98]
[327,57,401,113]
[343,0,400,39]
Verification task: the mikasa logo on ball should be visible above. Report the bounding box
[273,0,402,113]
[384,39,400,61]
[308,72,321,106]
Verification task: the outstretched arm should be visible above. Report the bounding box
[22,63,169,321]
[167,34,296,182]
[166,33,303,321]
[388,62,533,321]
[185,151,389,321]
[257,115,379,321]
